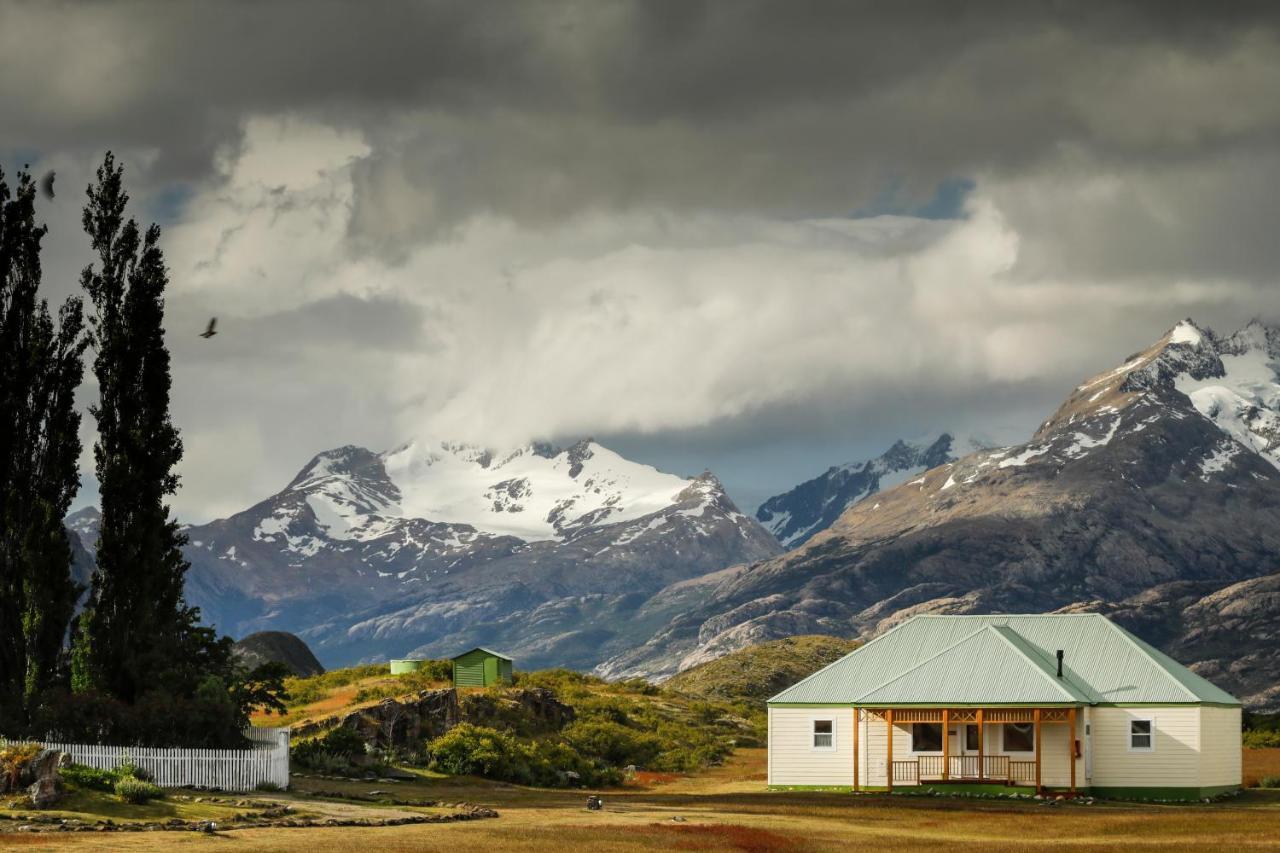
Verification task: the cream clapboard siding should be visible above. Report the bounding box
[1199,706,1242,788]
[1091,706,1200,787]
[768,707,853,786]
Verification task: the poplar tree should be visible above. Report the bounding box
[0,167,87,725]
[71,154,195,702]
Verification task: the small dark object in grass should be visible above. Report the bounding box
[586,795,603,810]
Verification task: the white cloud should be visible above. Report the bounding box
[150,115,1274,523]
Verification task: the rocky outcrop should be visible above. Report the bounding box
[294,686,578,751]
[294,689,460,750]
[459,688,576,735]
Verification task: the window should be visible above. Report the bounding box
[912,723,943,753]
[1129,718,1154,752]
[964,724,980,751]
[1003,723,1034,753]
[812,719,834,749]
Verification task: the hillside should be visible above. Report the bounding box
[257,662,764,789]
[600,320,1280,710]
[664,635,860,707]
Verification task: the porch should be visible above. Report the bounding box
[860,707,1079,794]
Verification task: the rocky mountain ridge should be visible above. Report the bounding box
[173,438,780,669]
[755,434,961,547]
[599,319,1280,710]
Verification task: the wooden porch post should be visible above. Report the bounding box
[853,706,860,792]
[942,708,950,781]
[976,708,984,781]
[1034,708,1042,793]
[886,709,894,793]
[1068,707,1077,794]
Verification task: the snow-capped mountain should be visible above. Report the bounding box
[65,506,101,552]
[180,438,780,668]
[600,319,1280,709]
[755,434,962,547]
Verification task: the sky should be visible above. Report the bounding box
[4,0,1280,521]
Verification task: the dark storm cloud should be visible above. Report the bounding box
[8,0,1280,520]
[7,1,1280,231]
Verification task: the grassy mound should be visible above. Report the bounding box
[664,635,860,707]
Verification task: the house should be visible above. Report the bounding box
[767,614,1241,800]
[451,647,513,687]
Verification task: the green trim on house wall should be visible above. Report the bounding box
[1091,785,1240,801]
[767,785,855,792]
[768,701,1240,709]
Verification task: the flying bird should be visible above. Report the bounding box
[39,171,55,200]
[200,317,218,339]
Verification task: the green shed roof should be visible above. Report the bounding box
[451,646,512,662]
[768,614,1239,706]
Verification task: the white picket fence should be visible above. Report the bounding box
[3,726,290,792]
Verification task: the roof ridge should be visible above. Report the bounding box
[1099,618,1199,703]
[986,625,1089,703]
[850,625,992,702]
[765,616,915,703]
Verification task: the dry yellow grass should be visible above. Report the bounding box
[1245,747,1280,787]
[6,749,1280,852]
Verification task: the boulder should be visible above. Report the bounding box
[24,750,65,809]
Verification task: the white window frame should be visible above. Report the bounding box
[1001,722,1036,755]
[811,716,836,752]
[1127,716,1156,753]
[910,722,944,755]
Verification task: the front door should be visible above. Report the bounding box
[949,725,981,777]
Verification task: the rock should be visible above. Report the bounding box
[25,750,65,809]
[295,688,460,751]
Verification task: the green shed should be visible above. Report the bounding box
[451,647,513,687]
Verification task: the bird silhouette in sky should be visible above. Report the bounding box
[200,317,218,339]
[39,170,55,200]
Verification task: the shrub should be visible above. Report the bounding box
[114,776,163,804]
[254,781,283,792]
[60,763,118,792]
[562,719,663,768]
[1243,730,1280,749]
[0,741,42,790]
[428,724,526,780]
[114,759,153,782]
[292,725,368,771]
[1260,775,1280,788]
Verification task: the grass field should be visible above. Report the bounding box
[4,749,1279,851]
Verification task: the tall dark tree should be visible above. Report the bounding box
[71,154,196,703]
[0,167,87,726]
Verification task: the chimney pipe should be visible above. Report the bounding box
[1056,649,1064,678]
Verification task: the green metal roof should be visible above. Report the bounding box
[451,646,512,661]
[768,614,1240,706]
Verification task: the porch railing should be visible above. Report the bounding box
[1009,761,1037,785]
[891,761,919,784]
[893,754,1025,785]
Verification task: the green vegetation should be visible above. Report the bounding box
[1244,730,1280,749]
[0,166,88,726]
[355,661,451,702]
[1259,775,1280,788]
[664,635,861,707]
[113,775,164,804]
[0,740,42,788]
[283,663,391,707]
[59,758,163,805]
